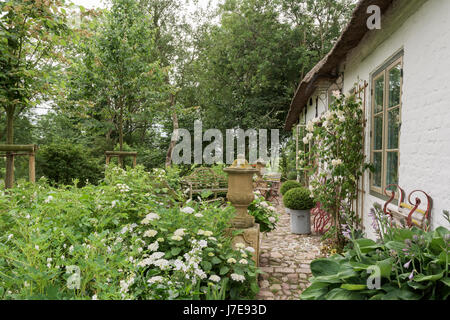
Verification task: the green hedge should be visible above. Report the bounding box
[280,180,302,195]
[282,187,315,210]
[37,141,103,186]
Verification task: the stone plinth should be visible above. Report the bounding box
[226,223,260,266]
[223,156,260,266]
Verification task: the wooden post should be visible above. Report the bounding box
[105,151,137,169]
[5,152,14,189]
[29,152,35,183]
[0,145,36,189]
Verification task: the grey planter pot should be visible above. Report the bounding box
[289,209,311,234]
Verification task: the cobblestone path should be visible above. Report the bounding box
[256,206,323,300]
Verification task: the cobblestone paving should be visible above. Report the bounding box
[256,205,323,300]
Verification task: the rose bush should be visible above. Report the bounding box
[302,90,370,249]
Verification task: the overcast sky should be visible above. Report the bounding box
[71,0,218,12]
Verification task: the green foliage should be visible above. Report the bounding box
[247,191,279,232]
[181,0,354,137]
[286,172,298,181]
[304,91,369,247]
[0,0,70,143]
[60,0,172,153]
[280,180,302,195]
[282,187,315,210]
[36,141,103,187]
[302,206,450,300]
[301,224,450,300]
[0,166,260,300]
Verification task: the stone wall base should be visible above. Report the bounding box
[226,223,260,266]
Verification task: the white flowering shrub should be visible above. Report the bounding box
[302,90,370,248]
[0,165,260,300]
[247,191,279,232]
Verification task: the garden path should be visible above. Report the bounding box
[256,202,323,300]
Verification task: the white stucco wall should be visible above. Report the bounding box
[341,0,450,238]
[301,87,330,125]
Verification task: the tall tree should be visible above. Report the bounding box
[0,0,69,187]
[180,0,354,140]
[61,0,171,166]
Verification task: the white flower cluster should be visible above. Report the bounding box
[119,275,135,294]
[258,201,269,208]
[137,251,165,268]
[209,275,221,283]
[137,238,209,287]
[148,241,159,251]
[302,132,314,144]
[230,273,245,282]
[197,229,213,237]
[116,183,130,192]
[174,228,186,237]
[143,229,158,238]
[147,276,164,285]
[180,206,195,214]
[120,223,138,235]
[332,90,341,99]
[152,168,165,179]
[141,213,160,225]
[331,159,343,167]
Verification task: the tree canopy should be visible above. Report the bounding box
[0,0,355,185]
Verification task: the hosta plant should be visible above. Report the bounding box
[301,207,450,300]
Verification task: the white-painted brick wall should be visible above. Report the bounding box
[343,0,450,238]
[301,0,450,239]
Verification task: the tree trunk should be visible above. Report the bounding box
[5,107,14,189]
[165,95,178,168]
[118,104,124,168]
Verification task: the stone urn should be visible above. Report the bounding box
[223,156,260,265]
[223,157,258,228]
[255,158,266,179]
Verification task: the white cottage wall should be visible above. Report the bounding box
[342,0,450,238]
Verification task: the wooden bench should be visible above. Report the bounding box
[383,184,433,230]
[181,167,228,200]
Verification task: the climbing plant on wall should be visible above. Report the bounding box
[302,90,370,248]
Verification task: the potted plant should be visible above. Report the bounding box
[282,187,315,234]
[280,180,303,214]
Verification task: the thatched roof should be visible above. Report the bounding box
[284,0,394,130]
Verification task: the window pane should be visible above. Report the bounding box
[388,107,400,149]
[386,151,399,187]
[373,152,382,188]
[389,64,401,107]
[374,114,383,150]
[374,75,384,113]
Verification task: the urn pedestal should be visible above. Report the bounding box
[224,157,260,266]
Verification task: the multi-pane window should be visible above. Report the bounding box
[371,56,402,194]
